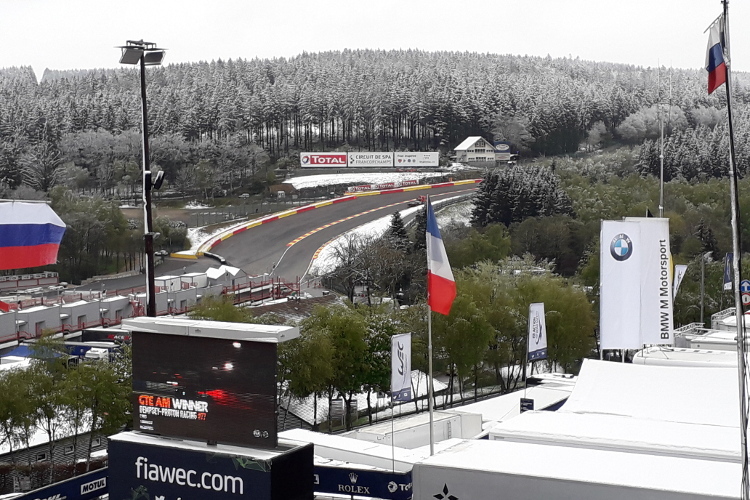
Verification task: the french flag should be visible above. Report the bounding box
[0,202,66,270]
[706,18,727,94]
[426,198,456,315]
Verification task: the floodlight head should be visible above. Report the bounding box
[120,47,143,65]
[143,50,166,66]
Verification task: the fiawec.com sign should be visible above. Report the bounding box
[300,153,347,167]
[108,436,314,500]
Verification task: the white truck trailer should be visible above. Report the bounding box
[411,439,738,500]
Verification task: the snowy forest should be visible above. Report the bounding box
[0,49,748,292]
[0,49,749,198]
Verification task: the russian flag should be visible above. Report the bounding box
[426,198,456,315]
[706,18,727,94]
[0,202,66,270]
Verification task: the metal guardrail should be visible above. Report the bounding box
[712,307,736,322]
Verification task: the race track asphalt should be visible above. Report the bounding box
[78,183,476,292]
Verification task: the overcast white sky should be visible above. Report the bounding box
[1,0,745,79]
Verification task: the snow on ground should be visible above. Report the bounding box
[438,199,474,227]
[284,171,447,190]
[186,226,230,253]
[184,201,211,209]
[307,196,473,277]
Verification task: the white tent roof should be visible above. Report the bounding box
[206,265,243,280]
[490,410,739,462]
[488,359,741,463]
[451,383,572,423]
[281,428,461,472]
[718,311,750,328]
[416,439,739,499]
[561,359,738,427]
[632,346,737,367]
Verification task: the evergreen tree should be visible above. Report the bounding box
[470,171,497,227]
[473,165,573,227]
[386,211,409,253]
[412,205,427,251]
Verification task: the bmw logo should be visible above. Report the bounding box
[610,233,633,261]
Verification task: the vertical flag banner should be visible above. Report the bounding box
[600,220,643,349]
[0,202,66,270]
[626,217,674,346]
[528,303,548,361]
[426,199,456,315]
[724,252,733,291]
[706,16,727,94]
[601,218,674,349]
[391,333,412,402]
[673,264,688,298]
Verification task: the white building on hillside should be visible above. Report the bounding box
[453,136,498,166]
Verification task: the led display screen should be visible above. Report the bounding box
[132,331,278,449]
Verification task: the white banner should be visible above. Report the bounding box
[724,253,733,291]
[348,152,394,168]
[528,303,548,361]
[394,152,439,167]
[391,333,412,402]
[673,264,688,298]
[625,217,673,346]
[601,219,674,350]
[600,220,644,349]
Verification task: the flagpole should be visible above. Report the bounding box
[427,308,434,456]
[426,194,435,457]
[720,2,750,497]
[424,195,456,457]
[391,402,396,472]
[658,64,665,218]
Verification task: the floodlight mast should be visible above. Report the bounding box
[118,40,166,317]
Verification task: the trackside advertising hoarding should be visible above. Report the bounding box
[108,433,314,500]
[348,152,394,167]
[300,152,347,167]
[15,468,108,500]
[132,331,278,449]
[494,141,511,161]
[394,152,439,167]
[301,152,439,168]
[314,465,413,500]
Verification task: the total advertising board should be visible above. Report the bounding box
[108,433,314,500]
[300,152,439,168]
[132,331,278,449]
[300,152,347,167]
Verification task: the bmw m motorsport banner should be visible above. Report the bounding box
[624,217,674,346]
[600,218,674,349]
